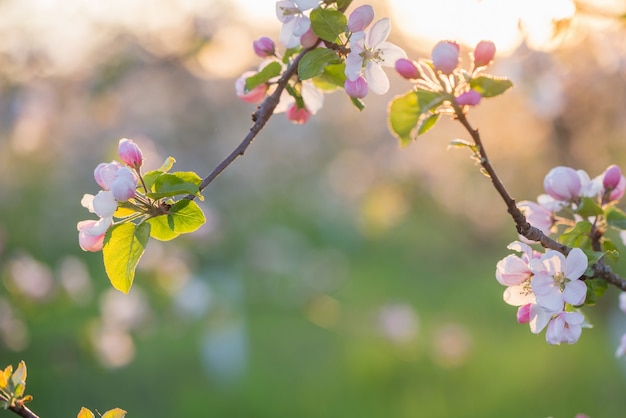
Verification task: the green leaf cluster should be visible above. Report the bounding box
[103,158,206,293]
[0,361,33,410]
[78,407,127,418]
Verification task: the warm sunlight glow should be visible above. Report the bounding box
[388,0,577,53]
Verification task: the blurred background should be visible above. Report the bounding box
[1,0,626,416]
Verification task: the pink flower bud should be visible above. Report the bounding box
[516,304,531,324]
[77,217,112,252]
[431,40,460,75]
[543,166,582,201]
[118,138,143,169]
[603,164,622,190]
[253,36,275,58]
[111,167,137,201]
[473,40,496,67]
[455,90,482,106]
[235,71,268,104]
[299,27,319,49]
[395,58,419,80]
[344,76,368,99]
[347,5,374,32]
[286,103,311,124]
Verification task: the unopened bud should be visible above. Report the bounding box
[118,138,143,169]
[299,27,319,49]
[286,103,311,124]
[456,90,482,106]
[516,304,531,324]
[473,40,496,67]
[603,164,622,190]
[395,58,419,80]
[432,40,460,75]
[344,76,368,99]
[252,36,275,58]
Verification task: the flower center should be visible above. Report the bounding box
[362,47,383,64]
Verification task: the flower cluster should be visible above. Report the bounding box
[78,139,143,252]
[235,2,405,124]
[496,241,588,345]
[496,164,626,345]
[395,40,497,110]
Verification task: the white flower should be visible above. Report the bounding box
[531,248,588,312]
[344,18,406,95]
[275,0,319,48]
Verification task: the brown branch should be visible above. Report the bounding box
[0,393,39,418]
[453,105,626,291]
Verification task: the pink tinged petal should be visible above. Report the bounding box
[603,165,622,189]
[537,193,565,212]
[235,71,267,104]
[546,315,566,344]
[111,167,137,202]
[503,284,534,307]
[561,312,584,344]
[367,18,391,47]
[543,166,581,201]
[563,279,587,306]
[532,273,564,312]
[529,304,553,334]
[517,304,531,324]
[538,250,565,276]
[286,103,311,124]
[506,241,534,257]
[347,5,374,32]
[94,161,122,190]
[377,42,408,67]
[564,248,588,280]
[81,194,95,213]
[456,90,481,106]
[300,27,319,48]
[365,63,389,95]
[495,255,531,286]
[395,58,419,79]
[77,217,112,252]
[431,41,460,74]
[92,190,117,218]
[301,81,324,114]
[345,52,364,80]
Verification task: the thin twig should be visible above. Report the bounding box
[453,105,626,291]
[0,393,39,418]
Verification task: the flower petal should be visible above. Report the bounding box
[377,42,407,67]
[563,280,587,306]
[367,18,390,47]
[365,63,389,95]
[564,248,588,280]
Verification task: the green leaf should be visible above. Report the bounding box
[298,49,341,80]
[310,8,347,42]
[10,361,26,389]
[77,408,96,418]
[606,206,626,229]
[336,0,351,9]
[388,91,420,146]
[244,61,282,91]
[103,222,151,293]
[583,278,608,306]
[575,197,604,218]
[147,200,206,241]
[147,171,202,199]
[312,63,346,91]
[559,221,592,248]
[102,408,127,418]
[470,75,513,98]
[602,238,620,261]
[416,88,445,112]
[418,113,440,135]
[156,156,176,173]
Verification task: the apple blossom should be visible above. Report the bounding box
[545,311,585,345]
[543,166,582,201]
[118,138,143,169]
[344,76,368,99]
[347,5,374,33]
[601,164,626,201]
[496,241,540,307]
[344,18,407,96]
[235,71,268,104]
[395,58,419,80]
[252,36,275,58]
[77,217,112,252]
[431,41,460,75]
[517,198,556,236]
[94,161,123,190]
[82,192,117,219]
[473,40,496,68]
[531,248,588,312]
[455,90,481,106]
[276,0,319,48]
[299,27,318,49]
[110,167,137,202]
